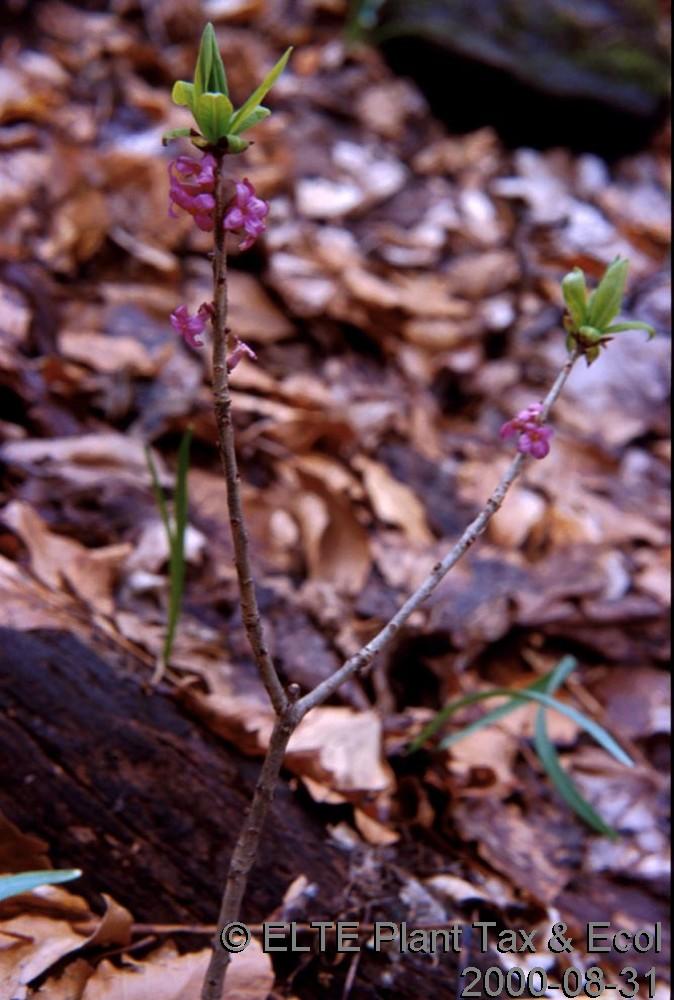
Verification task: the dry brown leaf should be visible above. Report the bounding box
[2,501,130,616]
[355,456,433,545]
[0,914,86,996]
[290,470,371,594]
[32,958,93,1000]
[287,707,394,796]
[58,332,163,377]
[80,942,273,1000]
[82,895,132,949]
[0,434,168,488]
[186,690,275,756]
[353,808,399,846]
[0,554,85,633]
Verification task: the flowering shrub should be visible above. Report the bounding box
[159,25,658,1000]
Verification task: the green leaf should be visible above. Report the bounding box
[194,23,229,98]
[163,429,192,667]
[431,688,632,767]
[194,91,233,142]
[206,24,228,95]
[145,446,172,542]
[587,257,629,331]
[194,24,213,98]
[231,105,271,136]
[229,47,292,134]
[162,127,193,146]
[172,81,195,109]
[534,658,618,838]
[602,320,656,339]
[0,869,82,903]
[410,664,568,753]
[561,267,588,331]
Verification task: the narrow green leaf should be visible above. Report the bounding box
[194,23,215,99]
[587,257,629,331]
[172,81,195,109]
[602,320,656,339]
[229,47,292,134]
[432,688,633,767]
[206,24,228,95]
[163,429,192,665]
[162,127,193,146]
[145,446,172,543]
[0,869,82,903]
[534,658,618,838]
[410,666,564,753]
[409,662,578,752]
[231,105,271,136]
[561,268,588,331]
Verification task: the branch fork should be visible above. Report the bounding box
[201,152,580,1000]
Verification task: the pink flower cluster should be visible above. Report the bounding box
[223,179,269,250]
[168,155,216,232]
[168,156,268,250]
[500,402,553,459]
[170,303,213,348]
[170,302,256,370]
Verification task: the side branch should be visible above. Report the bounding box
[295,350,579,716]
[210,158,287,717]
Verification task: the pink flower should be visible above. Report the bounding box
[168,155,217,232]
[170,303,213,349]
[517,423,553,459]
[227,339,257,372]
[500,401,553,459]
[223,178,269,250]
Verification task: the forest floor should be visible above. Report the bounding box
[0,2,670,998]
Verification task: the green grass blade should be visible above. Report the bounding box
[163,429,192,664]
[145,445,172,542]
[408,660,578,752]
[534,658,618,837]
[433,688,632,767]
[0,869,82,902]
[409,672,548,753]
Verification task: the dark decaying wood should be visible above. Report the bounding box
[0,627,346,924]
[0,627,464,997]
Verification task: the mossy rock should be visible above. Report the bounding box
[354,0,669,139]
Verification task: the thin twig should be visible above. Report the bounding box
[202,342,578,999]
[295,350,579,715]
[209,154,287,719]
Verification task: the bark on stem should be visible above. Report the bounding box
[209,155,287,718]
[201,710,297,1000]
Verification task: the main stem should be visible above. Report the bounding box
[201,710,297,1000]
[209,154,287,719]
